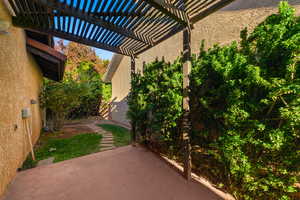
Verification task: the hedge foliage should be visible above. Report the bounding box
[66,62,111,119]
[40,62,111,130]
[128,2,300,199]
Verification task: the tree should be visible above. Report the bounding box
[39,79,89,130]
[54,40,112,119]
[55,40,109,74]
[66,62,104,118]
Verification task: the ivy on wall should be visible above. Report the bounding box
[128,2,300,199]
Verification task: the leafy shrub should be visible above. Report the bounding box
[66,62,104,118]
[128,59,183,155]
[40,62,112,127]
[54,40,111,119]
[40,78,89,130]
[19,155,38,170]
[128,2,300,199]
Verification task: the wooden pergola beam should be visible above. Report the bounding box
[144,0,190,27]
[33,0,153,46]
[190,0,236,24]
[13,11,144,17]
[20,27,132,56]
[47,30,131,56]
[26,38,66,61]
[7,0,237,56]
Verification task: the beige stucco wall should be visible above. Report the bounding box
[111,56,131,125]
[111,0,300,126]
[0,1,43,197]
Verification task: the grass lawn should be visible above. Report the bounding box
[36,133,102,162]
[21,133,102,170]
[98,124,131,147]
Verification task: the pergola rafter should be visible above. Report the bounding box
[34,0,153,45]
[25,28,134,56]
[7,0,234,56]
[143,0,190,27]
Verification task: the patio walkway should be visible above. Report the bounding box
[2,146,222,200]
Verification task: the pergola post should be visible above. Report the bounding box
[182,27,192,180]
[130,55,137,146]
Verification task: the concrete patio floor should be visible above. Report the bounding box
[2,146,222,200]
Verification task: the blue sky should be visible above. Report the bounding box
[94,48,113,60]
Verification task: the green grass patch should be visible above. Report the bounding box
[36,133,102,162]
[20,133,102,170]
[98,124,131,147]
[20,156,38,170]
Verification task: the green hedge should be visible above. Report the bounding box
[128,2,300,199]
[127,59,183,156]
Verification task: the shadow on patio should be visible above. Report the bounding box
[2,146,222,200]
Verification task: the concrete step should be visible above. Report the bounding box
[101,145,114,147]
[101,147,115,151]
[100,133,113,136]
[37,157,55,166]
[102,138,113,140]
[102,136,113,138]
[102,139,114,142]
[102,134,113,136]
[101,144,114,147]
[102,136,113,139]
[101,142,114,145]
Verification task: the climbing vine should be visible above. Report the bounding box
[128,2,300,199]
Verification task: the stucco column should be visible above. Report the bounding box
[182,27,192,180]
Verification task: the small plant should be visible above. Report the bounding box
[19,155,38,171]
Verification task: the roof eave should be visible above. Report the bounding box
[103,54,124,83]
[26,38,67,81]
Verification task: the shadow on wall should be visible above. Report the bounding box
[222,0,300,11]
[110,96,130,127]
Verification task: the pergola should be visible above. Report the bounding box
[7,0,234,56]
[6,0,235,180]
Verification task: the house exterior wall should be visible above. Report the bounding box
[110,0,300,126]
[111,56,131,125]
[0,1,43,197]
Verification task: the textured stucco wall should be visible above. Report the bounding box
[111,0,300,126]
[0,1,43,197]
[111,56,131,125]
